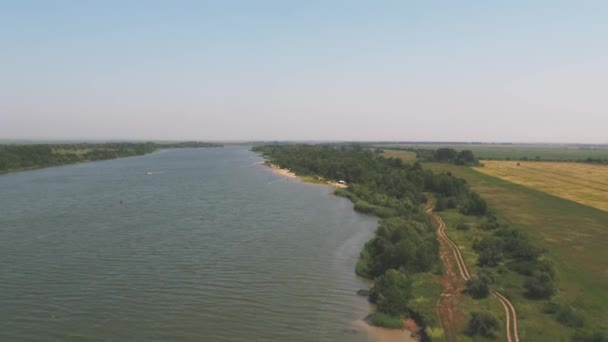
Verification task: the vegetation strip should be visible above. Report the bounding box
[0,141,222,173]
[430,207,520,342]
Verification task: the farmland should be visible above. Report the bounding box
[425,162,608,340]
[475,160,608,212]
[375,143,608,162]
[381,149,417,163]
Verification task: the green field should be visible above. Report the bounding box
[376,144,608,162]
[381,149,417,163]
[425,163,608,340]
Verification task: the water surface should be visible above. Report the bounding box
[0,147,379,341]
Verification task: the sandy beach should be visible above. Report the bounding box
[266,163,348,188]
[268,164,298,179]
[352,319,419,342]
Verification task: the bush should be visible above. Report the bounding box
[465,312,500,338]
[556,305,585,328]
[477,247,503,267]
[465,276,491,299]
[366,312,403,329]
[480,216,500,230]
[542,301,561,314]
[524,271,556,299]
[460,192,488,216]
[369,269,412,316]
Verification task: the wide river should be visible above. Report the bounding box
[0,147,384,341]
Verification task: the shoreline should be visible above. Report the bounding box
[268,163,299,179]
[353,318,419,342]
[260,159,418,341]
[264,163,347,188]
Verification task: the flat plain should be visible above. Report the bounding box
[475,160,608,212]
[381,149,417,163]
[425,163,608,340]
[377,143,608,161]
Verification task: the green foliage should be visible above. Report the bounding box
[357,218,438,278]
[555,305,585,328]
[473,237,504,267]
[524,271,556,299]
[480,215,500,230]
[465,311,500,338]
[0,141,222,172]
[369,269,413,316]
[435,148,458,162]
[465,276,491,299]
[460,192,488,216]
[455,150,476,165]
[366,312,404,329]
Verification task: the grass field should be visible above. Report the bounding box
[425,163,608,340]
[376,144,608,161]
[475,161,608,212]
[438,209,571,341]
[381,149,417,163]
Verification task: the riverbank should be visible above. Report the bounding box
[268,164,298,179]
[353,319,418,342]
[260,157,418,341]
[265,163,348,188]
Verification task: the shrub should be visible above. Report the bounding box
[465,312,500,338]
[366,312,403,329]
[460,192,488,216]
[477,247,503,267]
[524,271,556,299]
[465,276,491,299]
[542,301,561,314]
[556,305,585,328]
[369,269,412,316]
[480,216,500,230]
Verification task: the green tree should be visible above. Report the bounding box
[369,269,412,316]
[524,270,556,299]
[465,276,491,299]
[465,312,500,338]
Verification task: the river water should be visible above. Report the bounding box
[0,147,383,341]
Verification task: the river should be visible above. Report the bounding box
[0,146,401,341]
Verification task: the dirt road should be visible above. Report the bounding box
[427,207,520,342]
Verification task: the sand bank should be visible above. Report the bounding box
[268,164,298,179]
[352,319,419,342]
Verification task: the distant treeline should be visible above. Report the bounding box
[381,146,608,165]
[380,147,479,166]
[0,141,222,172]
[253,144,488,337]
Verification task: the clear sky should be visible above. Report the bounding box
[1,1,607,143]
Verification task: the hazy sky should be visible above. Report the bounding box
[1,1,607,143]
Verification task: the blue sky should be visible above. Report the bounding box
[1,1,607,142]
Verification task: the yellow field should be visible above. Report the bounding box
[474,161,608,212]
[381,149,417,163]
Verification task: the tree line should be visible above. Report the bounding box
[0,141,222,172]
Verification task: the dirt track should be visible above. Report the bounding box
[427,207,520,342]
